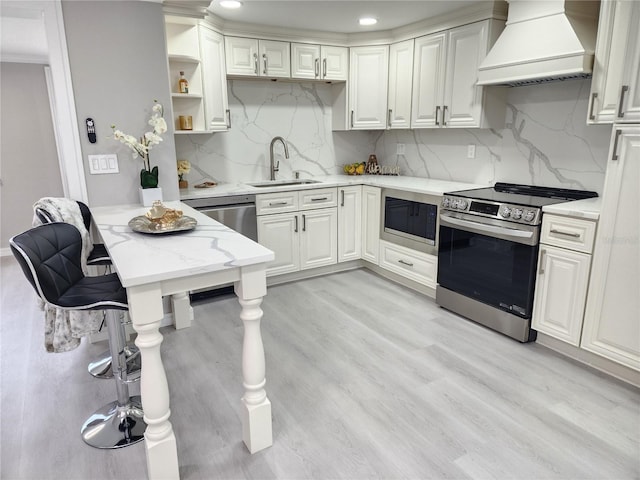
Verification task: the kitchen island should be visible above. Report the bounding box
[92,202,274,480]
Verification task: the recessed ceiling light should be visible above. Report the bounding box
[220,0,242,9]
[359,17,378,26]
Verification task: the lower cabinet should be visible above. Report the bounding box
[362,186,381,264]
[379,240,437,288]
[338,186,362,263]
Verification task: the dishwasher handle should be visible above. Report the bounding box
[183,194,256,210]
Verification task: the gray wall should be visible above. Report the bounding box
[1,63,64,249]
[62,0,178,207]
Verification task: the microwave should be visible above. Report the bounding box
[380,188,440,255]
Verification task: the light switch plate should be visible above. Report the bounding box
[467,144,476,159]
[396,143,405,155]
[88,154,119,174]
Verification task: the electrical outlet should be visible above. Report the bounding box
[467,144,476,159]
[396,143,405,155]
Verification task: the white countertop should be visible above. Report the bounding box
[92,202,274,288]
[179,175,486,200]
[542,196,602,221]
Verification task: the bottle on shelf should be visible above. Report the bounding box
[178,71,189,94]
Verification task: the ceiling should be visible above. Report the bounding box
[207,1,481,34]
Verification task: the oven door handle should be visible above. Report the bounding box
[440,214,537,245]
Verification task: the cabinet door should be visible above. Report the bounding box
[618,4,640,123]
[321,46,348,81]
[588,1,634,124]
[411,32,446,128]
[338,186,362,263]
[259,40,290,78]
[532,245,591,346]
[582,127,640,371]
[225,36,259,76]
[199,26,229,131]
[388,39,414,129]
[300,209,338,270]
[443,21,488,128]
[291,43,321,79]
[362,186,381,264]
[349,45,389,130]
[257,213,300,276]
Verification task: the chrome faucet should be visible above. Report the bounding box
[269,136,289,181]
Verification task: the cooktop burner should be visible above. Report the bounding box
[447,182,598,208]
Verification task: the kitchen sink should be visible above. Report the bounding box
[248,179,322,188]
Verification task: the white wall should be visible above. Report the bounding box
[175,78,611,194]
[61,0,178,207]
[1,63,64,249]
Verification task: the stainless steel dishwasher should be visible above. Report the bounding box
[183,194,258,300]
[183,194,257,241]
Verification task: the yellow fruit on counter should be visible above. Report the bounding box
[356,164,365,174]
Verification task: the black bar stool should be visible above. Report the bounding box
[10,223,146,449]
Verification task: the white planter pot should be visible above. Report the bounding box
[139,187,163,206]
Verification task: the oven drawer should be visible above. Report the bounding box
[541,214,596,253]
[379,240,437,288]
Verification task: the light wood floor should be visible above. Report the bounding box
[2,256,639,480]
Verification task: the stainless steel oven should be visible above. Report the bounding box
[436,183,597,342]
[381,188,440,255]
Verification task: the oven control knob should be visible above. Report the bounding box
[500,206,511,218]
[442,197,451,208]
[512,208,523,220]
[458,199,468,210]
[523,210,535,222]
[451,199,459,209]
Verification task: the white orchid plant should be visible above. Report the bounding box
[111,100,167,189]
[177,160,191,181]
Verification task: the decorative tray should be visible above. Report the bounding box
[128,215,197,234]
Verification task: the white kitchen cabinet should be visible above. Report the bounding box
[362,186,381,264]
[349,45,389,130]
[532,244,592,346]
[338,186,362,263]
[588,1,640,124]
[165,18,207,133]
[379,240,437,288]
[257,188,338,276]
[387,39,414,129]
[225,36,290,78]
[411,19,504,129]
[199,25,230,131]
[291,43,348,81]
[581,127,640,371]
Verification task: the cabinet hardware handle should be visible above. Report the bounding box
[617,85,629,118]
[612,129,622,161]
[263,53,268,75]
[442,105,448,126]
[294,215,298,233]
[269,201,288,206]
[253,53,258,75]
[350,110,354,128]
[435,106,440,126]
[341,190,345,207]
[311,197,328,202]
[538,249,546,275]
[589,92,598,121]
[550,229,580,238]
[398,259,414,267]
[388,109,392,128]
[314,58,319,78]
[225,109,231,129]
[302,214,306,232]
[323,58,327,78]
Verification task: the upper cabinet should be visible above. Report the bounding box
[388,39,414,129]
[588,0,640,124]
[411,19,505,129]
[199,25,230,132]
[349,45,389,130]
[225,37,290,78]
[291,44,348,81]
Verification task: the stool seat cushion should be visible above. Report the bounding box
[57,272,127,310]
[87,243,111,266]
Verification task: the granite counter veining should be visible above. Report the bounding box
[179,175,486,200]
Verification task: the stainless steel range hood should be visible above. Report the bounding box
[477,0,600,87]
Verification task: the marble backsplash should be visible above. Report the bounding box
[176,78,613,194]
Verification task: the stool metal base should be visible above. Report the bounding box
[88,345,141,382]
[81,396,146,449]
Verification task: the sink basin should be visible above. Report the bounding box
[248,179,322,188]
